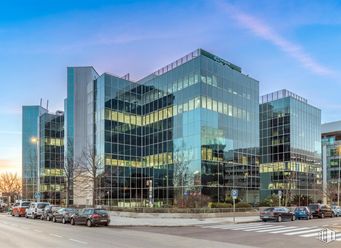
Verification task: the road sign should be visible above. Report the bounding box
[231,189,238,199]
[34,192,41,199]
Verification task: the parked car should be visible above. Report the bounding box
[41,205,61,221]
[12,201,30,217]
[294,206,312,220]
[70,208,110,227]
[26,202,50,219]
[332,205,341,217]
[260,207,295,222]
[52,208,78,224]
[308,203,334,218]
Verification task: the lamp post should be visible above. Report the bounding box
[31,137,40,202]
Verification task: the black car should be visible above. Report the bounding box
[260,207,295,222]
[52,208,78,224]
[41,205,61,221]
[70,208,110,227]
[308,203,334,218]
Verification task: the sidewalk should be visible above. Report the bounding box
[109,213,260,227]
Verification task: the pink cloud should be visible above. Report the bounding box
[219,2,334,76]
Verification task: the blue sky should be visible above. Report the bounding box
[1,0,341,174]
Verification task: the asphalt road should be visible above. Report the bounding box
[129,217,341,248]
[0,213,253,248]
[1,213,341,248]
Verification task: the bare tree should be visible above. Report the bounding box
[79,145,104,207]
[173,142,195,207]
[0,173,22,202]
[63,139,83,207]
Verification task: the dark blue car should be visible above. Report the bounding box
[294,206,312,220]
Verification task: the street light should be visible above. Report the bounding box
[31,136,40,202]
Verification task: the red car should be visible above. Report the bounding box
[12,201,30,217]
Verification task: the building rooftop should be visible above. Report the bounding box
[138,48,242,84]
[322,120,341,135]
[260,89,308,104]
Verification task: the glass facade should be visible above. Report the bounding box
[89,49,260,206]
[39,112,65,204]
[24,49,260,207]
[321,121,341,203]
[22,106,47,200]
[260,89,321,202]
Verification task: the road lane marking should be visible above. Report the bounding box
[49,234,63,238]
[236,225,279,231]
[285,228,321,235]
[270,227,312,234]
[300,232,320,237]
[256,226,297,232]
[69,238,88,244]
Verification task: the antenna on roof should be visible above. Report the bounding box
[46,100,49,110]
[40,98,42,107]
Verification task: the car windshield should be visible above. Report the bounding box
[21,202,30,207]
[295,207,305,211]
[65,208,77,213]
[37,203,49,209]
[309,205,318,210]
[94,209,107,214]
[263,208,274,212]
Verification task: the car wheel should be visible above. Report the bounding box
[262,219,267,222]
[86,219,92,227]
[32,214,36,219]
[70,218,75,225]
[277,216,282,222]
[332,213,335,218]
[62,218,66,224]
[25,214,28,218]
[53,217,56,222]
[104,222,109,227]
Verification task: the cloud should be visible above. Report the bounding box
[218,1,334,76]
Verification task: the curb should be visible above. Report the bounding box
[108,225,199,228]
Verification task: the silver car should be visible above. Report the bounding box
[332,205,341,217]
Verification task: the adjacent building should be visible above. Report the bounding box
[22,105,47,200]
[259,89,322,202]
[24,49,325,207]
[22,106,65,204]
[63,49,260,206]
[321,120,341,204]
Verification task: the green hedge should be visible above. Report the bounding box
[235,202,252,208]
[210,202,233,208]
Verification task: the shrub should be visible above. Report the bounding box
[210,202,233,208]
[235,202,251,208]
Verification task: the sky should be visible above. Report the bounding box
[1,0,341,175]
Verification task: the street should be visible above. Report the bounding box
[1,213,341,248]
[0,213,252,248]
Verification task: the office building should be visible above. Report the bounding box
[321,120,341,204]
[23,49,260,206]
[259,89,321,203]
[22,105,64,204]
